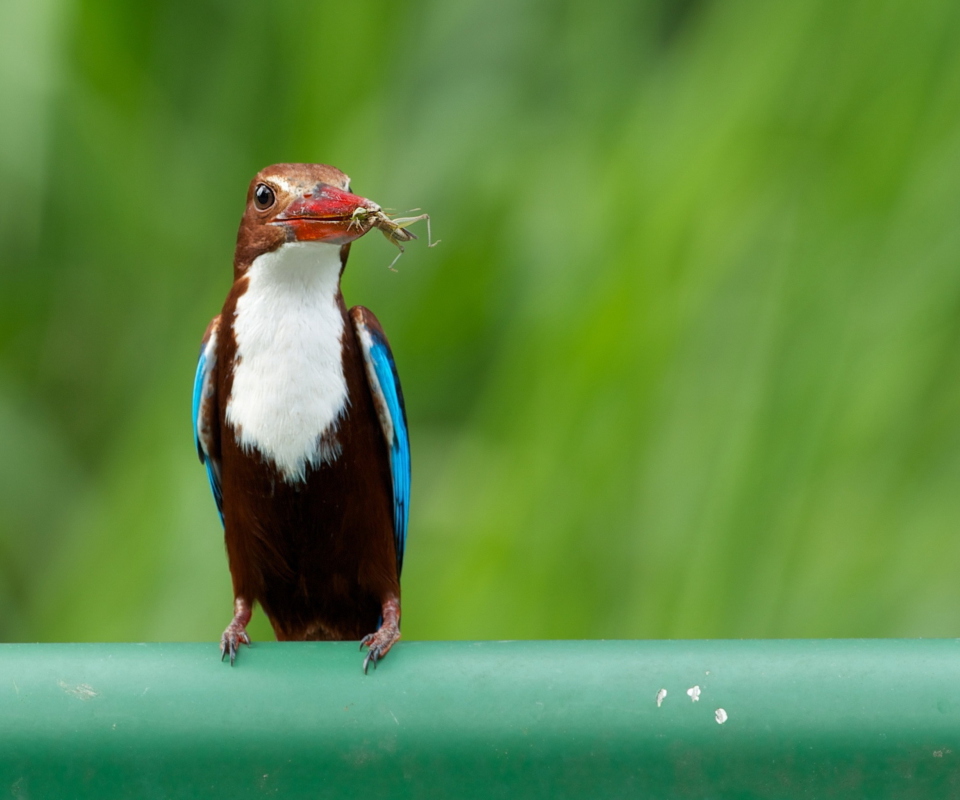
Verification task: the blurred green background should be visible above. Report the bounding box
[2,0,959,645]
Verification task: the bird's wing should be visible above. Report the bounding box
[193,316,223,524]
[350,306,411,576]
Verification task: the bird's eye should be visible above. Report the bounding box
[253,183,275,210]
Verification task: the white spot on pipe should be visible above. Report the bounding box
[687,685,701,702]
[656,689,667,707]
[715,708,728,724]
[58,681,99,700]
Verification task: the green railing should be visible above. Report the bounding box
[1,640,958,798]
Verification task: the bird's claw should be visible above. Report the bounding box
[220,625,251,666]
[363,649,380,674]
[360,626,400,674]
[361,634,382,673]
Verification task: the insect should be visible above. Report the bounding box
[350,206,440,271]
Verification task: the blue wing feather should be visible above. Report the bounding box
[369,340,410,574]
[192,349,207,460]
[193,332,224,524]
[353,310,410,576]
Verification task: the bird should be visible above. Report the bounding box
[192,163,410,671]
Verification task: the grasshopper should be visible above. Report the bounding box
[351,206,439,271]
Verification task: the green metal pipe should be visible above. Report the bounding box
[0,640,958,798]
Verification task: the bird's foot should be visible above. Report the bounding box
[220,597,253,665]
[221,623,251,665]
[360,596,401,674]
[360,626,400,673]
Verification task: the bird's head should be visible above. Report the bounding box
[233,163,380,273]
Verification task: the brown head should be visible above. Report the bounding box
[233,163,380,275]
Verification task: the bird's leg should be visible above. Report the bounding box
[220,596,252,665]
[360,595,401,674]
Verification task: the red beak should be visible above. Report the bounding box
[275,185,380,244]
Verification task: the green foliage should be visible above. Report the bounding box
[2,0,959,643]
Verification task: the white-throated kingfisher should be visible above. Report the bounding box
[192,163,410,671]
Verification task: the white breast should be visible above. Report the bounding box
[226,241,349,482]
